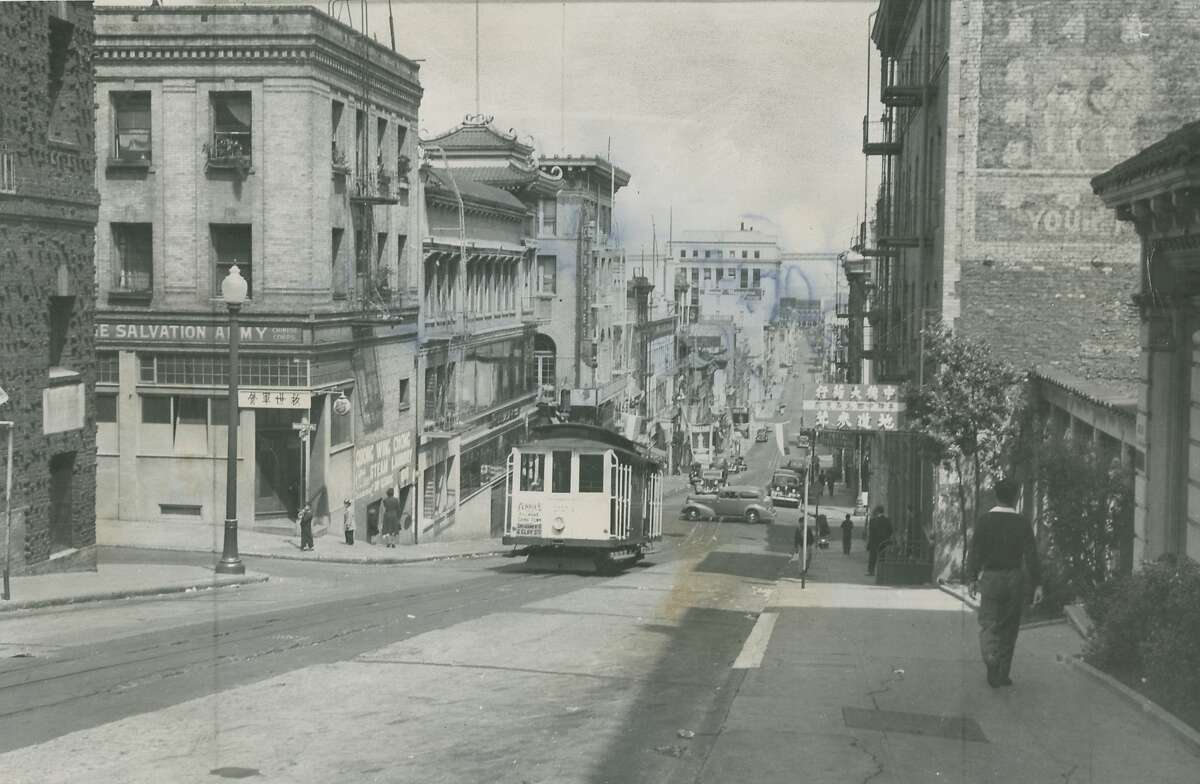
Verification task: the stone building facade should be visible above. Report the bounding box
[0,2,99,575]
[93,6,422,537]
[856,0,1200,575]
[1094,122,1200,566]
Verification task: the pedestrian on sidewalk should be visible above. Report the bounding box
[794,522,815,571]
[967,478,1044,688]
[841,513,853,554]
[827,473,835,496]
[866,505,892,576]
[342,499,354,546]
[299,503,315,551]
[381,487,402,548]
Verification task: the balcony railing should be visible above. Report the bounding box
[882,54,927,107]
[109,267,152,304]
[862,115,901,156]
[351,168,401,204]
[203,137,251,176]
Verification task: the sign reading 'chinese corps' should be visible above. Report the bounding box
[238,390,311,410]
[801,384,905,432]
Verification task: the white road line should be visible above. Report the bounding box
[732,611,778,669]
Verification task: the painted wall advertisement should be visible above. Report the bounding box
[512,499,542,538]
[354,431,413,500]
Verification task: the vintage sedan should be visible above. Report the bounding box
[681,485,776,523]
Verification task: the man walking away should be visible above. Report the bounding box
[299,503,315,551]
[866,505,892,576]
[381,488,402,548]
[968,478,1043,688]
[841,513,853,555]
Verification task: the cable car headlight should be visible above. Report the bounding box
[552,517,566,533]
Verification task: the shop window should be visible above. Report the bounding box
[112,92,151,162]
[211,91,252,157]
[331,389,353,447]
[551,450,572,493]
[578,454,605,493]
[112,223,153,292]
[211,224,252,297]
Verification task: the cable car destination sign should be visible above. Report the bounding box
[801,384,905,432]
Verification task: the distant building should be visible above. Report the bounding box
[0,2,99,575]
[93,6,422,537]
[671,224,782,411]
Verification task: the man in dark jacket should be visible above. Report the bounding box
[298,503,314,551]
[968,478,1043,688]
[866,505,892,576]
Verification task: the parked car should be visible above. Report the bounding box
[681,485,775,523]
[768,469,803,508]
[755,427,770,443]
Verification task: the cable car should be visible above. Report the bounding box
[504,423,664,573]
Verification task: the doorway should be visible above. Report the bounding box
[48,452,75,552]
[255,409,302,519]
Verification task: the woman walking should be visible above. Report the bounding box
[381,487,402,548]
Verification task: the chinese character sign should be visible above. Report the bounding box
[238,390,312,410]
[802,384,904,431]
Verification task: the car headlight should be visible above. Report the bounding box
[552,517,566,533]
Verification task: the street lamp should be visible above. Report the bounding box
[215,265,248,575]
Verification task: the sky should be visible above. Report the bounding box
[337,0,879,255]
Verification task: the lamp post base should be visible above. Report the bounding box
[215,517,245,575]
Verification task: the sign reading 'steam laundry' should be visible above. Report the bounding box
[95,322,303,345]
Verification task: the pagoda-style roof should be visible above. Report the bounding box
[424,118,534,158]
[422,167,528,214]
[540,155,631,190]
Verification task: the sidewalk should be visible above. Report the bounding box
[0,564,268,614]
[691,547,1200,783]
[98,518,510,565]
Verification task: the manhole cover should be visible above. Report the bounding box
[210,767,261,779]
[842,707,988,743]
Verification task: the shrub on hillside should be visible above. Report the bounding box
[1085,556,1200,729]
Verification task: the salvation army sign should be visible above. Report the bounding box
[95,321,303,345]
[801,383,905,432]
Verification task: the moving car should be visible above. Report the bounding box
[755,427,770,443]
[768,469,803,508]
[693,468,726,495]
[681,485,775,523]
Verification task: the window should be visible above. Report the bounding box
[520,453,545,491]
[578,454,605,493]
[139,354,156,383]
[355,108,367,173]
[754,250,761,259]
[540,198,557,235]
[396,124,409,159]
[396,234,408,289]
[398,378,410,410]
[704,250,712,259]
[112,92,151,162]
[376,231,389,284]
[727,267,735,279]
[692,250,698,258]
[211,92,251,157]
[97,352,119,384]
[175,396,208,426]
[141,395,171,424]
[331,389,353,447]
[49,295,74,368]
[538,255,557,293]
[753,269,762,288]
[112,223,152,291]
[691,269,699,286]
[331,99,344,150]
[703,268,712,282]
[679,250,686,259]
[715,268,723,282]
[551,450,572,493]
[331,227,345,296]
[740,269,749,289]
[211,396,230,426]
[96,394,117,423]
[211,224,252,297]
[376,117,388,167]
[47,17,74,142]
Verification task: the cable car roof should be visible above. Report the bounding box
[523,423,661,467]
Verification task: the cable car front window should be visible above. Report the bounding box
[519,453,545,492]
[551,450,572,493]
[578,454,605,493]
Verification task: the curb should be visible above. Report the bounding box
[1063,603,1093,640]
[1059,654,1200,753]
[100,543,512,566]
[937,581,980,610]
[0,573,269,613]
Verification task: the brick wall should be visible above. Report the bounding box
[0,2,99,573]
